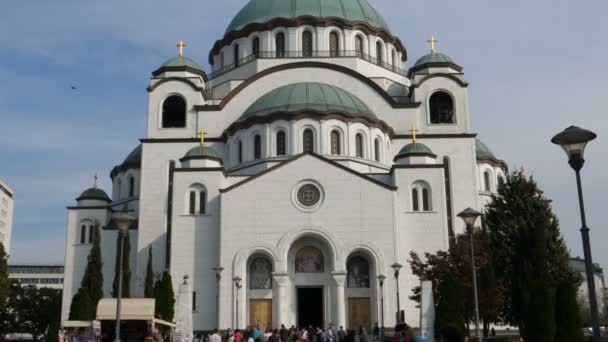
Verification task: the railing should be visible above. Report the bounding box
[208,50,407,80]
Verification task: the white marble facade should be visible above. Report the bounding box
[60,0,508,332]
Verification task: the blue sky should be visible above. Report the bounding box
[1,0,607,271]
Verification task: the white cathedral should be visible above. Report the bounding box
[61,0,508,333]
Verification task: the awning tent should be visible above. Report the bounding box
[62,321,93,328]
[96,298,175,327]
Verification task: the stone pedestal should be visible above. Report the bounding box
[419,281,435,342]
[332,272,347,329]
[175,275,193,342]
[273,273,290,327]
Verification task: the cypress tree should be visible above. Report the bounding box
[434,273,465,338]
[112,230,131,298]
[554,271,584,342]
[154,271,175,321]
[69,287,95,320]
[144,246,155,298]
[0,243,8,309]
[81,222,103,308]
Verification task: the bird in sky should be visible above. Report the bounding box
[70,85,77,90]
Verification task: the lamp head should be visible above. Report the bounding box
[391,263,403,278]
[234,276,242,287]
[551,125,597,171]
[377,274,386,285]
[457,207,482,228]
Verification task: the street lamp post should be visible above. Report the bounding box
[234,276,242,330]
[458,208,482,342]
[377,274,386,342]
[213,266,224,331]
[552,125,601,342]
[112,210,135,342]
[391,263,403,324]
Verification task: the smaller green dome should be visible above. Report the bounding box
[413,52,454,67]
[475,139,496,160]
[123,145,142,165]
[160,56,202,70]
[76,188,111,202]
[182,145,221,161]
[395,142,436,160]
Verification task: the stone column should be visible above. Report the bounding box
[332,272,347,329]
[273,272,290,327]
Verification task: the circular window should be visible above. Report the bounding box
[297,184,321,207]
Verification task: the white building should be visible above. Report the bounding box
[570,257,606,317]
[8,264,64,290]
[0,179,14,255]
[60,0,507,331]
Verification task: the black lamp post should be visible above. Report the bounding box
[234,276,242,330]
[111,210,135,342]
[457,208,482,342]
[552,125,600,342]
[377,274,386,342]
[391,263,403,324]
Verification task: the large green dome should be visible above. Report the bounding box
[240,82,376,121]
[226,0,390,33]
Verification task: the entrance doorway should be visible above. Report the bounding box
[297,287,323,328]
[250,299,272,330]
[348,298,371,331]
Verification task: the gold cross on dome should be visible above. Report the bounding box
[409,126,419,143]
[93,174,98,189]
[198,128,208,146]
[177,40,187,57]
[427,35,437,55]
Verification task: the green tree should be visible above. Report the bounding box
[112,230,131,298]
[434,273,465,338]
[81,222,104,308]
[154,271,175,321]
[0,243,8,309]
[69,287,95,321]
[554,272,584,342]
[144,246,155,298]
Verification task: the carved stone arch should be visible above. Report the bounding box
[276,226,342,273]
[342,242,386,276]
[232,244,279,279]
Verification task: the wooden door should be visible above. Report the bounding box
[348,298,371,331]
[250,299,273,329]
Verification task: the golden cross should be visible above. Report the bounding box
[409,126,419,143]
[177,40,187,57]
[197,128,208,146]
[93,174,98,189]
[427,35,437,55]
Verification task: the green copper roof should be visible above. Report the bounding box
[413,52,454,67]
[241,82,375,121]
[160,56,202,70]
[123,145,142,165]
[76,188,111,202]
[395,142,435,158]
[183,145,221,160]
[475,139,496,160]
[226,0,390,33]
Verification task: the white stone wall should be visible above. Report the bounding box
[0,179,14,255]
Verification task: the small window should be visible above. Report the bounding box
[422,188,430,211]
[88,225,95,244]
[80,225,86,244]
[330,130,341,155]
[302,31,313,57]
[252,37,260,57]
[374,138,381,162]
[128,176,135,198]
[189,191,196,215]
[376,41,383,64]
[193,291,197,311]
[276,33,285,57]
[162,95,187,128]
[429,92,455,124]
[117,179,122,200]
[330,32,339,57]
[484,171,492,192]
[412,189,419,212]
[254,135,262,159]
[220,52,225,68]
[355,134,364,158]
[276,131,286,156]
[238,140,243,163]
[303,129,314,153]
[412,181,432,212]
[355,36,364,57]
[234,44,240,66]
[497,175,505,188]
[199,191,206,214]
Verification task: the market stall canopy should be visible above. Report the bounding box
[62,321,93,328]
[96,298,175,327]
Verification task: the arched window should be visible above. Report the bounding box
[392,50,397,70]
[374,138,381,162]
[162,95,186,128]
[128,176,135,197]
[355,36,364,57]
[497,175,505,188]
[376,41,383,64]
[199,190,206,214]
[189,191,196,215]
[80,225,86,244]
[302,31,313,57]
[252,37,260,57]
[355,133,364,158]
[412,181,432,212]
[220,52,225,68]
[330,130,341,155]
[238,140,243,163]
[276,131,286,156]
[484,171,492,192]
[330,32,339,57]
[117,179,122,200]
[303,129,314,153]
[276,33,285,57]
[254,134,262,159]
[429,92,455,124]
[233,44,240,66]
[249,257,273,289]
[88,225,95,244]
[347,256,370,288]
[295,246,324,273]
